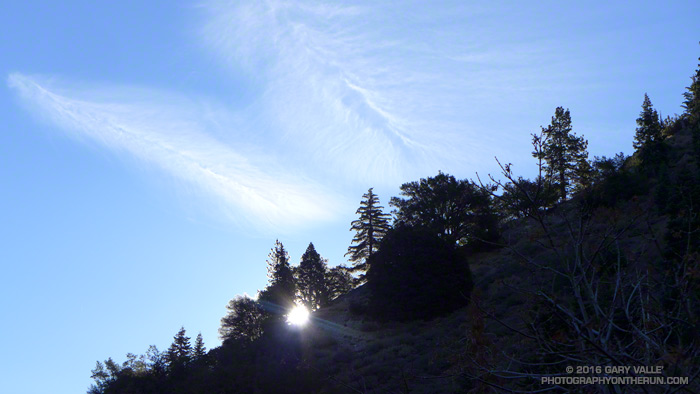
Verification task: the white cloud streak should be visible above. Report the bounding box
[201,0,475,184]
[8,1,609,231]
[199,0,603,182]
[8,73,341,232]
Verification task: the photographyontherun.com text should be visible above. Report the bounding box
[541,365,689,386]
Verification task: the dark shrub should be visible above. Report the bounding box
[366,225,473,321]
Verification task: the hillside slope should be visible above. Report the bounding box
[88,111,700,394]
[295,123,699,393]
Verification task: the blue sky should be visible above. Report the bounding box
[1,1,698,393]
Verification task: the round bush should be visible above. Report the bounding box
[366,225,473,321]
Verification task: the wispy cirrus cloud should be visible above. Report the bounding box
[200,0,474,183]
[8,73,341,231]
[199,0,600,181]
[7,1,599,232]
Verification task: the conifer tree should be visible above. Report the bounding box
[165,327,192,370]
[633,94,664,168]
[258,240,297,312]
[682,52,700,127]
[534,107,590,200]
[295,243,330,310]
[682,52,700,162]
[346,188,391,277]
[634,94,663,149]
[193,333,206,360]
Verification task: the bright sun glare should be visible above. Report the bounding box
[286,305,310,326]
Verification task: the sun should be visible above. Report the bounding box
[286,304,310,326]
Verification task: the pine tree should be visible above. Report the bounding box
[258,240,297,312]
[295,243,330,310]
[166,327,192,370]
[193,333,206,360]
[534,107,590,200]
[682,52,700,127]
[634,94,663,150]
[682,51,700,163]
[345,188,391,277]
[633,94,664,169]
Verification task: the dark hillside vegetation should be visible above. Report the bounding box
[88,53,700,394]
[366,225,473,321]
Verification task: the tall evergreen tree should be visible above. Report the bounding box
[165,327,192,371]
[634,94,663,149]
[534,107,590,200]
[346,188,391,277]
[633,94,664,168]
[682,52,700,127]
[193,333,206,360]
[295,243,330,310]
[682,52,700,163]
[258,240,297,312]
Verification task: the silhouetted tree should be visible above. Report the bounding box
[193,333,206,360]
[295,243,330,310]
[493,175,558,220]
[165,327,192,372]
[477,136,559,220]
[633,94,665,169]
[533,107,590,200]
[683,52,700,127]
[258,240,297,313]
[634,93,663,150]
[325,265,354,302]
[591,153,626,182]
[89,360,112,393]
[219,295,264,343]
[104,358,121,379]
[346,188,391,278]
[683,51,700,163]
[391,172,499,248]
[581,153,648,208]
[145,345,166,376]
[120,352,147,376]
